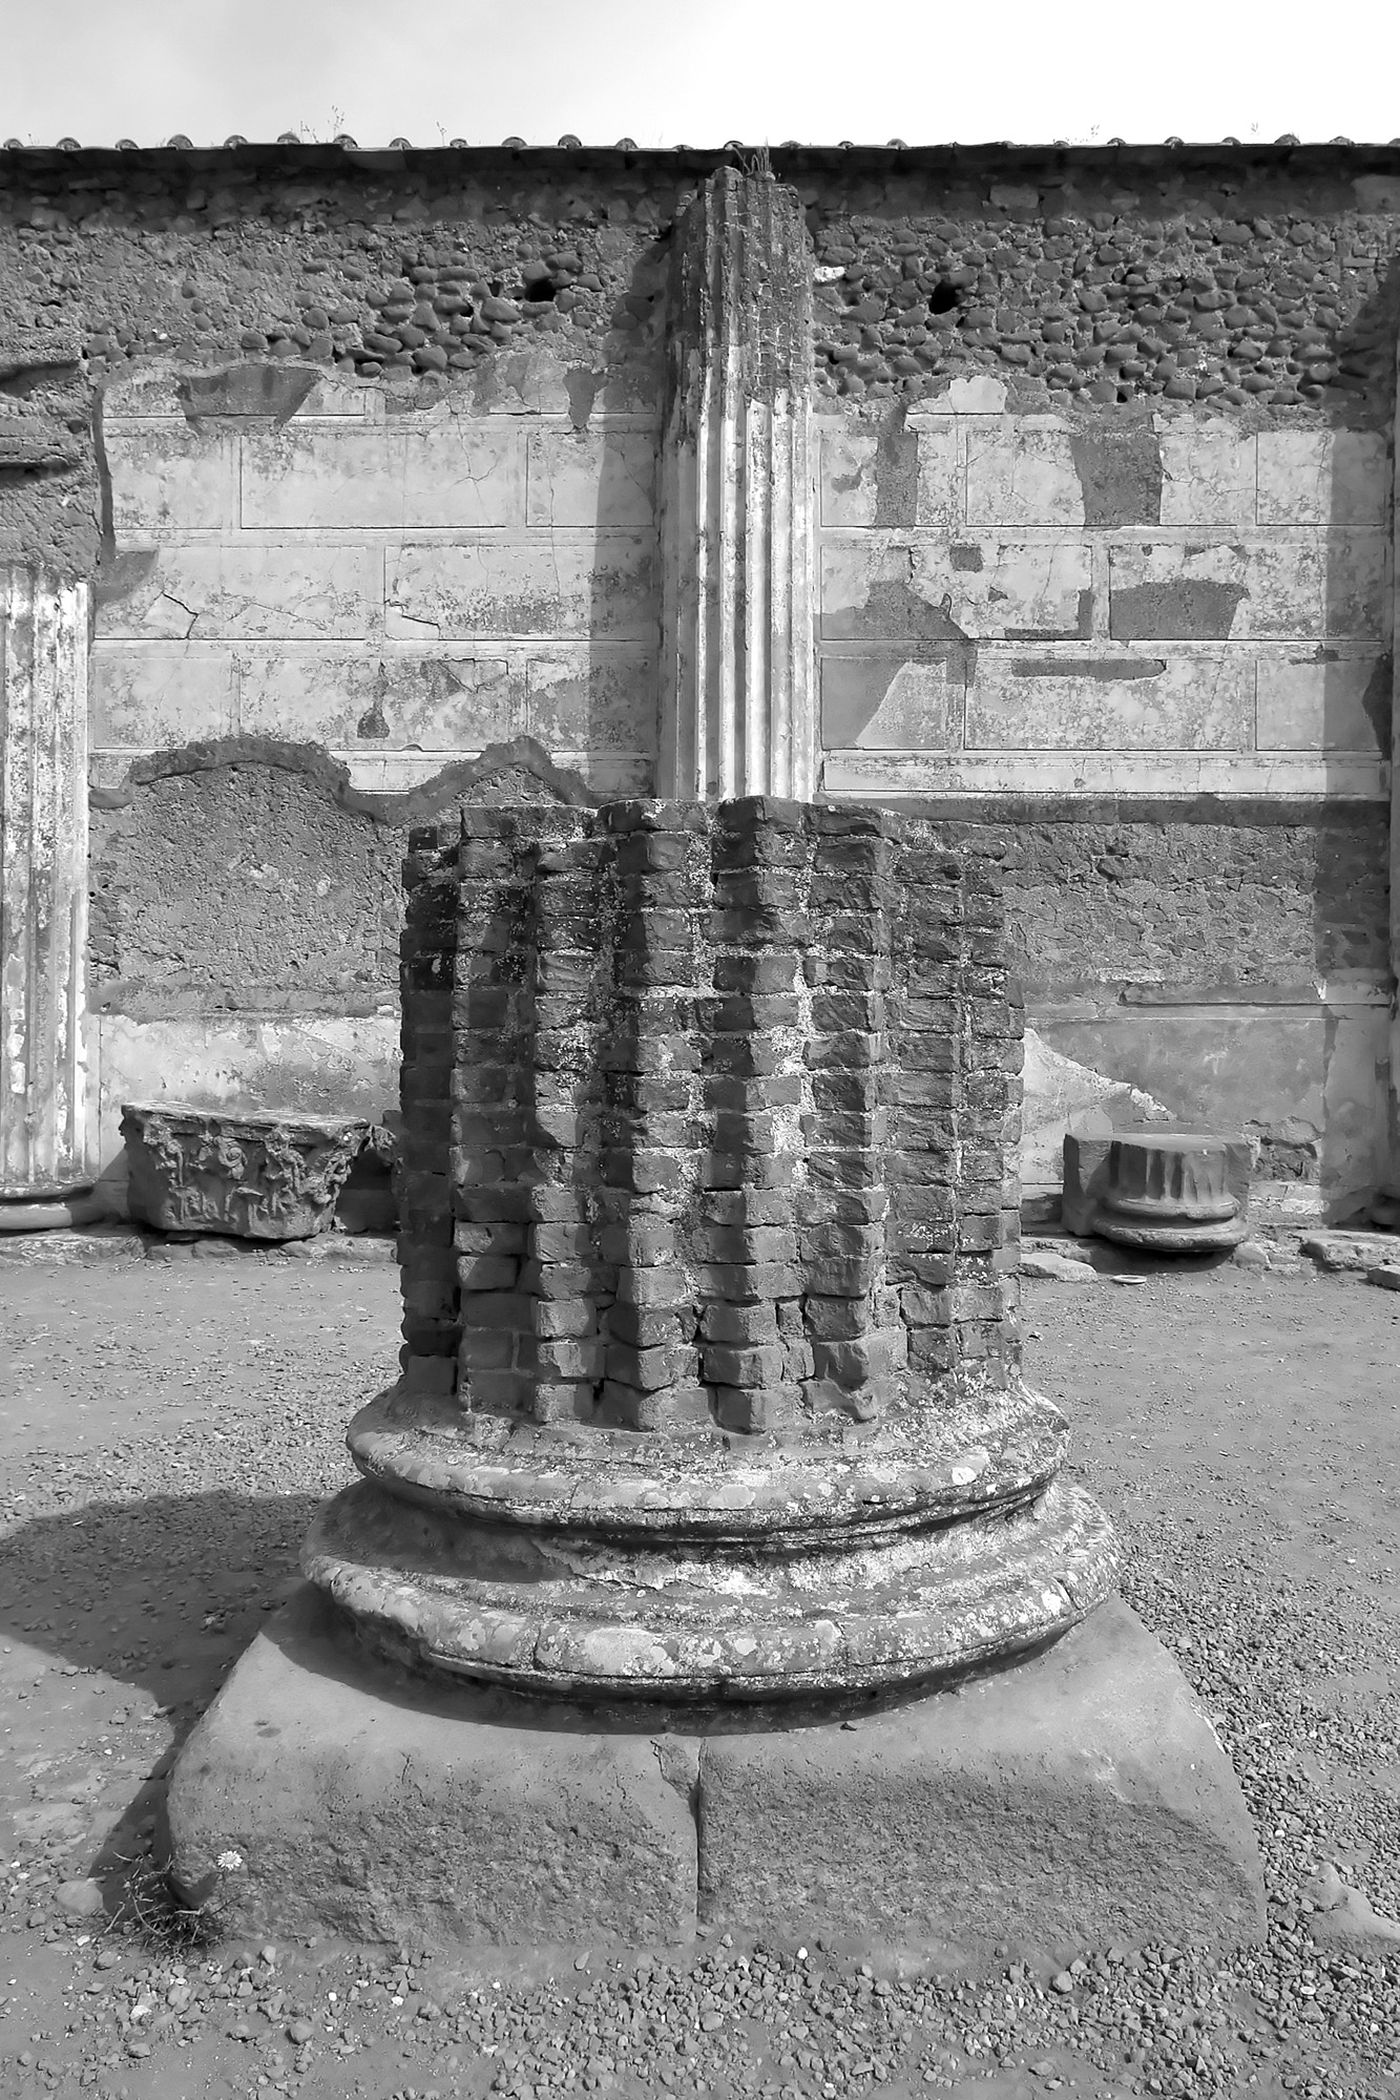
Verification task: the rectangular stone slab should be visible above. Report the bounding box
[166,1585,699,1948]
[697,1596,1265,1966]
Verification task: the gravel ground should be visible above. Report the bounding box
[0,1247,1397,2100]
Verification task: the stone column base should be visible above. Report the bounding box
[0,1192,105,1233]
[167,1587,1264,1967]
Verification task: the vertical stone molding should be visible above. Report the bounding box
[0,567,92,1201]
[1389,344,1400,1192]
[658,167,817,802]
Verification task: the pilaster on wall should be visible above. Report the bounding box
[0,567,92,1200]
[658,167,817,800]
[1391,340,1400,1188]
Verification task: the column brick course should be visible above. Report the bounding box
[395,799,1025,1421]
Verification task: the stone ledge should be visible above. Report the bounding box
[167,1587,1264,1968]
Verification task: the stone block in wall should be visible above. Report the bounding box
[525,649,658,753]
[386,537,657,641]
[1157,421,1256,527]
[965,651,1253,751]
[237,651,524,749]
[105,426,235,533]
[1247,536,1386,643]
[820,656,960,749]
[104,364,376,424]
[817,424,960,528]
[1318,536,1390,644]
[823,537,1092,643]
[817,542,972,648]
[469,349,576,416]
[818,427,880,528]
[90,644,237,749]
[238,425,527,530]
[121,1102,369,1240]
[1256,654,1389,753]
[964,421,1084,528]
[1108,540,1388,644]
[1107,545,1249,642]
[96,545,374,642]
[1255,430,1390,528]
[525,428,657,529]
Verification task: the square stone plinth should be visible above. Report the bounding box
[696,1596,1265,1962]
[167,1589,1263,1963]
[166,1586,699,1948]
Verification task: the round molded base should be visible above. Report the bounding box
[1095,1211,1249,1253]
[307,1375,1120,1700]
[0,1191,104,1233]
[305,1472,1118,1699]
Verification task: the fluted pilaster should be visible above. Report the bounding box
[658,166,816,801]
[0,566,92,1201]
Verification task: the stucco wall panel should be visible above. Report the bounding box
[963,422,1087,528]
[966,652,1255,752]
[525,427,658,529]
[1157,423,1257,526]
[386,536,657,642]
[1255,429,1391,526]
[238,422,528,531]
[97,543,376,642]
[525,650,657,752]
[817,393,1393,801]
[90,644,237,750]
[1257,655,1389,753]
[105,426,236,534]
[234,650,523,749]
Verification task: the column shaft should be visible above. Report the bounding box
[0,566,91,1200]
[659,167,816,801]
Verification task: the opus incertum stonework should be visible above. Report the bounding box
[155,165,1266,1961]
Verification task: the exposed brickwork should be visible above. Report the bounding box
[396,801,1020,1426]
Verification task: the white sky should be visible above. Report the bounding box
[1,0,1395,151]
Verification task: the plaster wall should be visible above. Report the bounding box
[811,380,1395,1207]
[817,394,1390,801]
[92,354,661,798]
[0,145,1394,1215]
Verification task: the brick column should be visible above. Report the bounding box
[657,167,817,801]
[309,799,1117,1702]
[0,566,92,1209]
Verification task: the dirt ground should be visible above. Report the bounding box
[0,1246,1396,2100]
